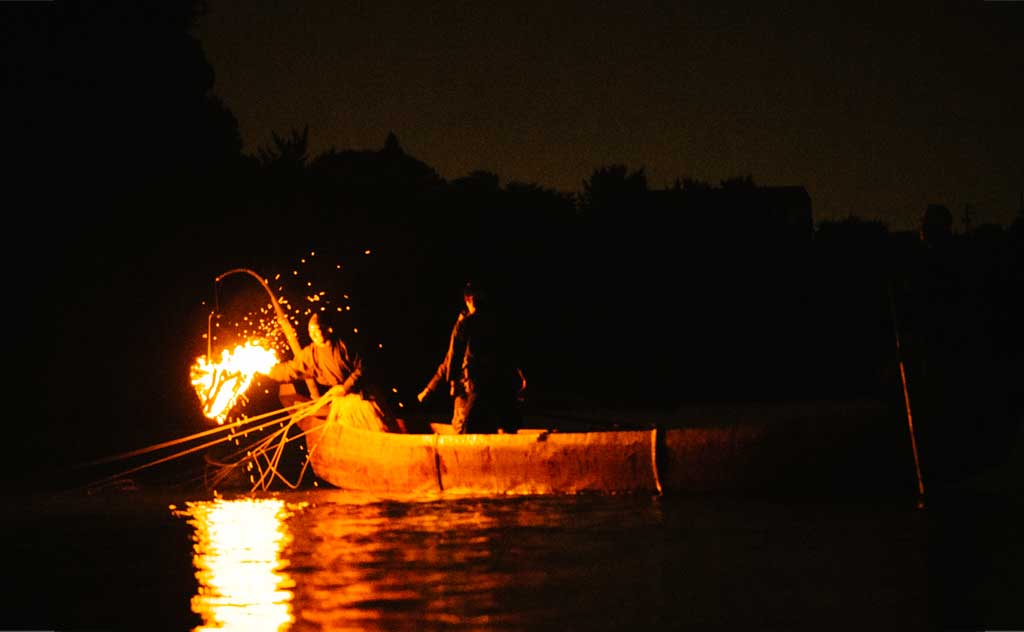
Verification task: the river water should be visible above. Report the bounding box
[5,478,1021,631]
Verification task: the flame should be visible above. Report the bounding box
[191,341,278,424]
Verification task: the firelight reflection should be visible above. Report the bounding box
[174,498,298,631]
[174,491,589,630]
[166,490,932,630]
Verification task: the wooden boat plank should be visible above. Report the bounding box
[302,418,440,494]
[659,425,770,492]
[435,430,660,495]
[293,394,913,496]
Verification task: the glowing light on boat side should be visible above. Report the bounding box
[173,498,299,632]
[191,342,278,424]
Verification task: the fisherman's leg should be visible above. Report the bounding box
[451,394,469,434]
[498,398,522,434]
[461,381,497,434]
[464,395,501,434]
[459,399,482,434]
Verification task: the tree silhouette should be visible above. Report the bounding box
[451,170,502,195]
[579,164,648,215]
[257,125,310,170]
[681,177,712,194]
[382,130,404,156]
[719,175,757,191]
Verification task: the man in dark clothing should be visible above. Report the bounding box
[419,282,526,434]
[417,310,469,429]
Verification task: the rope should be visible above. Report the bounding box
[77,387,339,493]
[249,409,331,491]
[250,421,296,491]
[199,390,335,492]
[77,398,327,491]
[258,417,329,491]
[207,403,321,491]
[205,409,300,466]
[78,401,311,468]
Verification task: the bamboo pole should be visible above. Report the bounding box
[215,267,320,398]
[888,282,926,510]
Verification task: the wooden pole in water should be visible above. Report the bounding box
[887,282,926,509]
[215,268,320,398]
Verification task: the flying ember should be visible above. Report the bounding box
[191,341,278,424]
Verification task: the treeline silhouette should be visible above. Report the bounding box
[9,0,1021,480]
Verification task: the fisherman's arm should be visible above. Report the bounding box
[418,360,447,402]
[327,353,363,397]
[265,346,315,382]
[444,315,469,389]
[420,313,466,402]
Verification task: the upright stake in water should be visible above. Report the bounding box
[887,282,926,510]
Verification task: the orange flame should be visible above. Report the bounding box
[191,341,278,424]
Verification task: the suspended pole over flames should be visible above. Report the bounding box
[214,268,320,399]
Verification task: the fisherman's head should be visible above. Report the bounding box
[308,312,337,347]
[463,280,486,313]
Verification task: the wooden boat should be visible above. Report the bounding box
[284,386,918,497]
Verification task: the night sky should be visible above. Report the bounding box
[196,0,1023,231]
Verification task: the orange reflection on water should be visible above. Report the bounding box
[284,495,521,630]
[174,498,302,631]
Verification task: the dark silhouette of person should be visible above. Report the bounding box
[419,281,526,434]
[417,310,470,430]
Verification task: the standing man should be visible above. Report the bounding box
[417,308,470,430]
[418,281,526,434]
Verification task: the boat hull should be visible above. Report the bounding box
[296,404,903,497]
